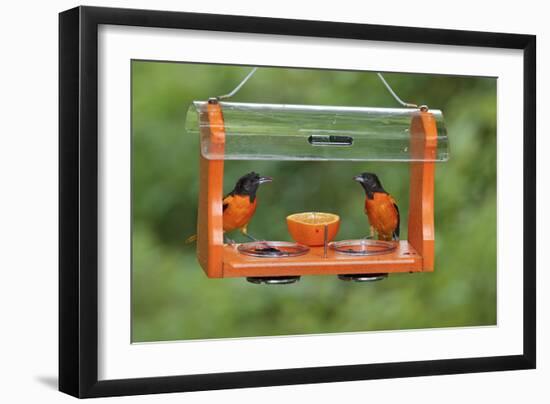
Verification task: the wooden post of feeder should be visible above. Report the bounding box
[408,109,438,271]
[196,99,225,278]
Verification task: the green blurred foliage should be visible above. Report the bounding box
[132,61,496,342]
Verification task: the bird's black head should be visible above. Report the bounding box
[353,172,386,199]
[232,172,272,201]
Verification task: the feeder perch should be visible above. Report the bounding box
[186,99,449,279]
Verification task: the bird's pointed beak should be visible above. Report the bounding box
[258,176,273,184]
[353,175,364,183]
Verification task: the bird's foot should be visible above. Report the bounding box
[224,235,236,245]
[369,226,375,239]
[242,232,259,242]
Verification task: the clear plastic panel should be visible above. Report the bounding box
[185,101,449,162]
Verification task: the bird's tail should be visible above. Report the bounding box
[185,234,197,244]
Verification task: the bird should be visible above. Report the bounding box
[353,172,400,241]
[186,172,272,244]
[221,171,272,241]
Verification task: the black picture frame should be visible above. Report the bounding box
[59,5,536,398]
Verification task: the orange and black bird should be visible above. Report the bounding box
[221,171,272,241]
[186,172,272,244]
[353,172,400,241]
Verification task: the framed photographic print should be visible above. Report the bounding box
[59,5,536,398]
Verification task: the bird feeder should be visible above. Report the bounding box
[187,68,449,283]
[186,97,449,282]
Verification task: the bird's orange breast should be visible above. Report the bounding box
[222,194,257,232]
[364,192,399,240]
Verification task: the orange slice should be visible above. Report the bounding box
[286,212,340,247]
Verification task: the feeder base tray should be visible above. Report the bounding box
[219,240,426,278]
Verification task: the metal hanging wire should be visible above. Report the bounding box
[377,73,420,109]
[215,67,424,110]
[217,67,258,100]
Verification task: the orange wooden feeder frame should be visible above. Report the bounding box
[194,99,440,279]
